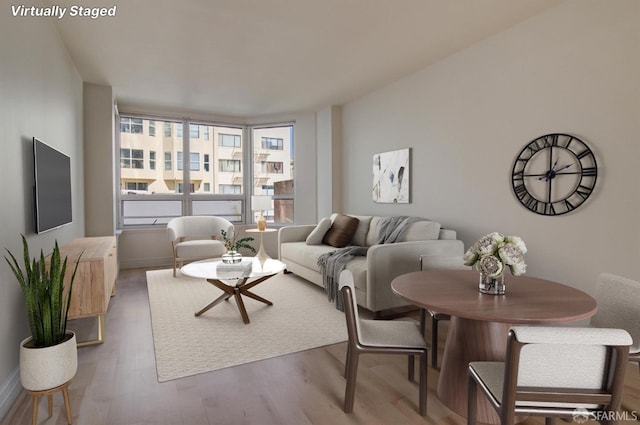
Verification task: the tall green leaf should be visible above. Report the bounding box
[4,235,81,347]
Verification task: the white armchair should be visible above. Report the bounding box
[167,216,234,276]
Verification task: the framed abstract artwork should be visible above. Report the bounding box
[372,148,410,203]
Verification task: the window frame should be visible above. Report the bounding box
[116,113,294,228]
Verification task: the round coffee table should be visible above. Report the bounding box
[181,257,286,324]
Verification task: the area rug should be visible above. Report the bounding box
[146,269,348,382]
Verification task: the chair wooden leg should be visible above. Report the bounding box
[344,344,350,378]
[344,349,359,413]
[408,355,415,382]
[544,418,556,425]
[418,352,428,416]
[467,373,478,425]
[431,315,439,368]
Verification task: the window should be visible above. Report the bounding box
[177,152,200,171]
[118,115,292,226]
[262,161,284,174]
[262,137,283,150]
[120,117,143,134]
[219,184,241,194]
[252,126,294,224]
[120,148,144,169]
[219,133,241,148]
[177,183,195,194]
[219,159,241,172]
[189,124,199,139]
[125,182,148,191]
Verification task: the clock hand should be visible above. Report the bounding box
[550,159,558,170]
[555,163,573,171]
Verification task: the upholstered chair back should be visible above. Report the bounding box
[591,272,640,354]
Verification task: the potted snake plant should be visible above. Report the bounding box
[5,235,80,391]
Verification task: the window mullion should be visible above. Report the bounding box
[183,120,192,215]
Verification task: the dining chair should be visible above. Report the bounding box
[590,272,640,369]
[419,255,469,368]
[167,216,234,277]
[338,270,429,416]
[467,326,631,425]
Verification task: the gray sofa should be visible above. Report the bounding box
[278,214,464,313]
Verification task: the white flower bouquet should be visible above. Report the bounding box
[463,232,527,278]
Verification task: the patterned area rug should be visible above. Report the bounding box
[146,269,348,382]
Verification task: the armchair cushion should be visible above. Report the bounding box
[323,214,360,248]
[175,239,226,258]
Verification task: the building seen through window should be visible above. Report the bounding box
[118,117,294,225]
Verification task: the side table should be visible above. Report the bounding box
[246,228,277,263]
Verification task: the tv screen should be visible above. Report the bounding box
[33,138,73,233]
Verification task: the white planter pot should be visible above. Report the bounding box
[19,331,78,391]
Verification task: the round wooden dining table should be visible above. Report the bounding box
[391,269,597,424]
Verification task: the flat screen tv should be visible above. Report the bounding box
[33,137,73,233]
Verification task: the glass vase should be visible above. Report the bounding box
[478,272,505,295]
[222,250,242,264]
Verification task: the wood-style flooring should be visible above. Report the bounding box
[2,268,639,425]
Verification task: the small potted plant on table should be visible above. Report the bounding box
[220,229,256,263]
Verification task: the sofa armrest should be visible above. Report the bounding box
[278,225,317,258]
[366,239,465,311]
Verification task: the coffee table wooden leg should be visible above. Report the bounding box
[242,289,273,305]
[234,289,251,324]
[195,293,232,317]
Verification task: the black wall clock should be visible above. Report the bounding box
[511,133,598,216]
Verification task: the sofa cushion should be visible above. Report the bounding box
[305,217,332,245]
[401,220,441,242]
[281,242,336,272]
[323,214,360,248]
[366,217,441,245]
[350,215,372,246]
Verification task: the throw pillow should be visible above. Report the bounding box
[305,217,332,245]
[323,214,360,248]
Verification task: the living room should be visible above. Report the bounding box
[1,0,639,423]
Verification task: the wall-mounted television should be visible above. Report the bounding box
[33,137,73,233]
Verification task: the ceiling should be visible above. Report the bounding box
[50,0,564,119]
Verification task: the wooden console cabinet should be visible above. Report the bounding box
[50,236,118,346]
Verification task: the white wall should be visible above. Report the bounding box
[0,13,84,417]
[84,83,116,236]
[341,0,640,292]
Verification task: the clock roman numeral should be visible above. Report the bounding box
[514,184,527,198]
[581,167,597,177]
[512,170,524,181]
[543,134,559,148]
[576,149,592,159]
[564,199,576,212]
[576,185,593,199]
[527,140,544,154]
[544,202,556,215]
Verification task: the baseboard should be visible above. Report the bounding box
[120,257,172,270]
[0,367,21,421]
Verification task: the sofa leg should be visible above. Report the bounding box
[283,269,292,274]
